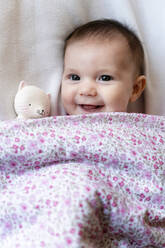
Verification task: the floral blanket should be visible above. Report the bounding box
[0,113,165,248]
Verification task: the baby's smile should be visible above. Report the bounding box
[78,104,104,112]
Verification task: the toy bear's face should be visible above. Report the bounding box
[14,82,51,120]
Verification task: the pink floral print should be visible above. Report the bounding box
[0,112,165,247]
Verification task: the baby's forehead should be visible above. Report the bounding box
[66,33,130,52]
[65,34,132,59]
[64,35,136,75]
[64,25,144,76]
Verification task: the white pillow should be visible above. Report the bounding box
[0,0,164,119]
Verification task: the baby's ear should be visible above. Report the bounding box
[18,80,28,91]
[130,75,146,102]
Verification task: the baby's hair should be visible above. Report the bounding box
[64,19,145,76]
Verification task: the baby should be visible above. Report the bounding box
[61,19,146,115]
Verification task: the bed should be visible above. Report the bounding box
[0,1,165,247]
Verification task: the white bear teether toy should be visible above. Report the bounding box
[14,81,51,120]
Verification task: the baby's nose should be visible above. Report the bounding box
[79,81,97,97]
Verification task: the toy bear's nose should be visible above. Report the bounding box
[37,109,45,116]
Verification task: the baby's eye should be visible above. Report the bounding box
[99,75,114,81]
[29,104,32,106]
[69,74,80,81]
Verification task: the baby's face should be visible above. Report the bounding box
[61,36,138,115]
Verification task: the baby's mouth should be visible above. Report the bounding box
[79,104,104,111]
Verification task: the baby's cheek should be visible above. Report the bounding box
[105,95,129,112]
[61,89,73,105]
[61,94,68,107]
[62,96,75,115]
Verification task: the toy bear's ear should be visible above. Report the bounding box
[18,80,28,91]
